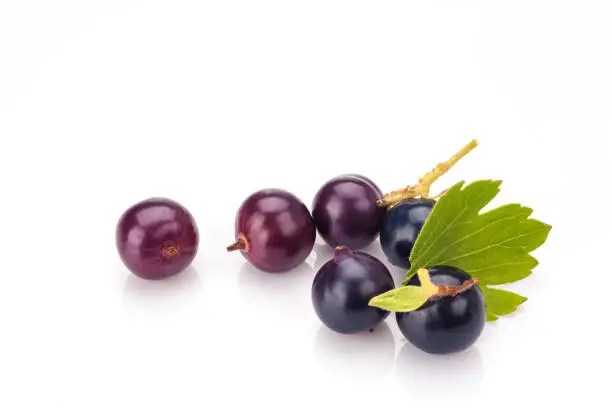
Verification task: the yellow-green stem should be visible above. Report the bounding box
[377,139,478,207]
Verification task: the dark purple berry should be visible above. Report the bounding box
[312,174,385,250]
[116,197,199,280]
[380,198,435,269]
[396,265,485,354]
[227,188,316,273]
[312,247,394,334]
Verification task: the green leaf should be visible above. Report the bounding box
[369,284,436,313]
[480,285,528,321]
[403,179,551,320]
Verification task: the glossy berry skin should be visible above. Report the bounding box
[312,247,394,334]
[116,198,199,280]
[396,266,485,354]
[312,174,385,250]
[231,188,316,273]
[380,198,435,269]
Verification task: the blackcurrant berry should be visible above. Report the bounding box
[380,198,435,269]
[312,247,394,334]
[312,174,385,250]
[116,197,199,280]
[396,265,485,354]
[227,188,316,273]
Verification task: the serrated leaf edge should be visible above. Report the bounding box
[401,179,550,321]
[481,285,528,322]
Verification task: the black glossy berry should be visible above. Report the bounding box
[312,247,395,334]
[380,198,435,269]
[396,265,485,354]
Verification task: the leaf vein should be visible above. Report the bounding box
[434,229,542,264]
[426,214,526,265]
[469,260,533,273]
[413,186,491,266]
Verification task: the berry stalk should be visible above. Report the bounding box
[226,234,249,252]
[418,267,479,298]
[377,139,478,207]
[437,278,480,297]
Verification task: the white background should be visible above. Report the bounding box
[1,1,610,407]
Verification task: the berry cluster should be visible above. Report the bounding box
[116,140,536,355]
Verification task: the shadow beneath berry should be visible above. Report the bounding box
[238,260,315,289]
[122,266,202,314]
[394,341,484,398]
[313,321,395,380]
[238,261,315,316]
[312,243,334,271]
